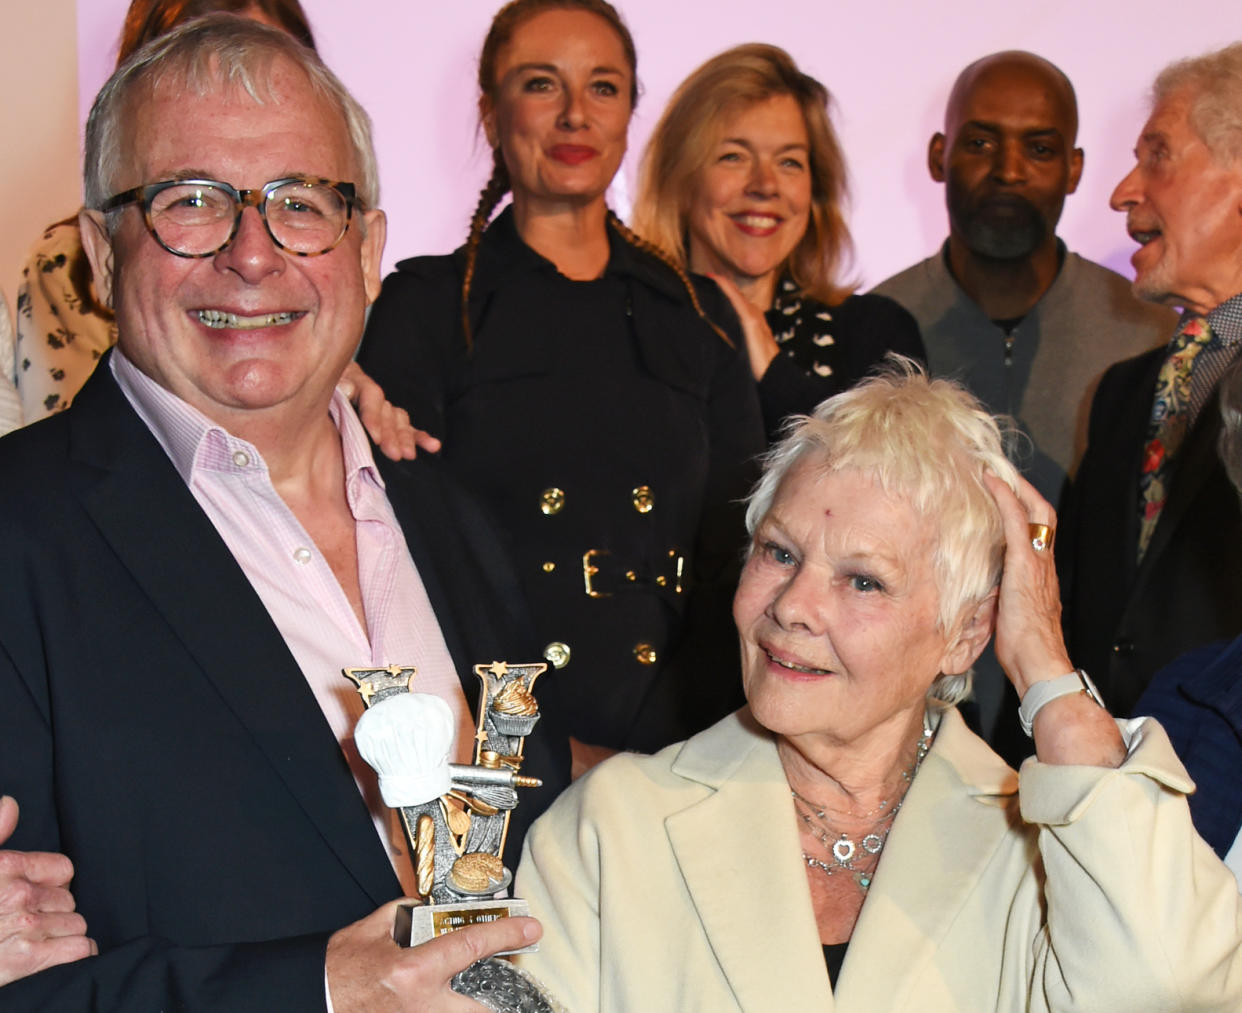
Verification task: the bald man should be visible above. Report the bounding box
[874,52,1176,748]
[875,51,1175,508]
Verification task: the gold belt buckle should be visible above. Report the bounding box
[583,549,613,598]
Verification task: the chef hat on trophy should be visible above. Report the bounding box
[354,693,455,807]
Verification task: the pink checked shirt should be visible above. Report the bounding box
[111,350,475,895]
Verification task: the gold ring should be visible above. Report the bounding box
[1029,523,1053,552]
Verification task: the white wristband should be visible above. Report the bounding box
[1018,668,1105,737]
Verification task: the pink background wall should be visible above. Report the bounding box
[3,0,1240,317]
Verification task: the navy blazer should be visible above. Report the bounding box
[1136,636,1242,859]
[0,357,568,1010]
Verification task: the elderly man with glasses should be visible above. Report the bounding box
[0,14,567,1011]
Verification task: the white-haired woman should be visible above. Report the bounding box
[515,361,1242,1011]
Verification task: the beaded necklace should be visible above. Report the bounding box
[792,716,934,892]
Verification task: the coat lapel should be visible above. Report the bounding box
[66,365,399,907]
[665,712,835,1009]
[837,709,1019,1008]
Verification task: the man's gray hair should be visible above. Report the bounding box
[1154,41,1242,164]
[84,13,379,212]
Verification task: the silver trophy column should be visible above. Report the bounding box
[343,662,563,1013]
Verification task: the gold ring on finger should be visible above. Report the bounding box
[1028,523,1054,552]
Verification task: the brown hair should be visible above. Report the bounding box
[118,0,316,63]
[459,0,729,347]
[634,43,855,307]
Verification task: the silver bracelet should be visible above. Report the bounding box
[1018,668,1105,737]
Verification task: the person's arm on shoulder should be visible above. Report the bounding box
[337,361,440,462]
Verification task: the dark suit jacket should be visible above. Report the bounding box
[0,359,569,1011]
[1058,345,1242,717]
[1136,636,1242,859]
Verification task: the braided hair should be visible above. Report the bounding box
[459,148,511,348]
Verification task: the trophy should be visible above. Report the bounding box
[342,662,562,1013]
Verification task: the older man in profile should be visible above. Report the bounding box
[1060,42,1242,720]
[0,15,568,1010]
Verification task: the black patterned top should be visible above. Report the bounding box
[757,276,925,441]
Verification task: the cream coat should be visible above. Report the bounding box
[516,707,1242,1012]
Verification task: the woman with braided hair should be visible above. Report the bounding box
[358,0,765,775]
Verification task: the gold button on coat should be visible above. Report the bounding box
[543,642,571,669]
[633,643,658,665]
[540,488,565,515]
[631,485,654,513]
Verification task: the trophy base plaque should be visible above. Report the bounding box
[395,897,537,954]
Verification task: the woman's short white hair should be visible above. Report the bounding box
[84,13,379,213]
[744,358,1021,709]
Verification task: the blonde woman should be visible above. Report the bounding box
[635,44,924,439]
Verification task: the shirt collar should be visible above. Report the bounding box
[110,347,383,491]
[1202,291,1242,347]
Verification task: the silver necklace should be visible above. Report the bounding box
[792,717,933,892]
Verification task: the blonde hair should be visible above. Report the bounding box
[745,358,1020,707]
[634,43,854,306]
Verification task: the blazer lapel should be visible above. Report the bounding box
[380,457,476,704]
[377,454,535,705]
[665,712,835,1009]
[836,710,1019,1008]
[66,366,399,907]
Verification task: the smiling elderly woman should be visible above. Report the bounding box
[514,362,1242,1011]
